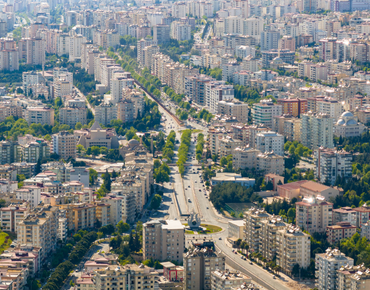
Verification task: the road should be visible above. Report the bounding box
[135,81,290,290]
[74,87,95,115]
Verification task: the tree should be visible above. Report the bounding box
[91,146,101,156]
[77,144,85,155]
[287,208,296,223]
[117,221,130,234]
[220,156,227,167]
[103,170,111,192]
[75,122,83,130]
[150,194,162,210]
[100,146,108,155]
[89,168,98,186]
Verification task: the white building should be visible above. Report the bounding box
[95,102,118,126]
[314,148,352,185]
[228,220,245,240]
[301,112,334,150]
[316,97,343,121]
[15,186,41,208]
[315,248,354,290]
[255,131,284,156]
[235,45,256,58]
[69,34,85,62]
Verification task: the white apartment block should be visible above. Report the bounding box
[170,21,191,41]
[315,248,354,290]
[57,33,69,56]
[252,99,283,128]
[69,34,85,62]
[15,186,41,208]
[137,38,157,66]
[0,203,28,233]
[53,67,73,83]
[232,146,260,170]
[143,219,185,263]
[296,195,333,234]
[260,216,287,261]
[255,131,284,156]
[361,221,370,240]
[52,131,77,160]
[53,79,73,98]
[209,85,234,114]
[316,97,343,121]
[235,45,256,59]
[59,107,87,128]
[301,112,334,150]
[101,195,122,226]
[244,208,270,253]
[110,71,134,104]
[314,148,352,185]
[22,71,44,95]
[337,264,370,290]
[211,270,251,290]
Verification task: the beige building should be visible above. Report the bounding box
[326,222,357,244]
[211,270,251,290]
[276,224,311,275]
[94,102,118,126]
[101,195,122,226]
[228,220,245,240]
[95,202,110,227]
[72,203,96,231]
[17,205,59,260]
[244,208,270,253]
[183,242,226,290]
[272,115,301,142]
[218,99,249,123]
[75,121,119,149]
[24,107,55,126]
[256,151,285,175]
[52,131,77,160]
[94,264,158,290]
[59,107,87,128]
[143,219,185,263]
[219,137,243,158]
[232,146,260,170]
[260,215,286,262]
[296,195,333,234]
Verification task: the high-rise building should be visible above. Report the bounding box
[277,98,307,117]
[211,270,251,290]
[337,264,370,290]
[301,112,334,150]
[296,195,333,234]
[255,131,284,156]
[137,38,157,66]
[252,99,283,127]
[117,99,134,123]
[95,102,118,126]
[276,224,311,275]
[52,131,77,160]
[143,220,185,263]
[244,208,270,253]
[315,248,354,290]
[183,241,226,290]
[260,30,280,51]
[314,148,352,185]
[59,107,87,128]
[153,24,170,44]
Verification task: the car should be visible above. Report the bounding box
[241,256,244,259]
[188,185,191,188]
[273,276,276,279]
[249,262,253,265]
[195,181,197,183]
[219,237,222,240]
[203,185,205,187]
[171,202,173,204]
[199,189,202,192]
[206,207,209,209]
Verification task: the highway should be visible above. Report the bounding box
[136,82,291,290]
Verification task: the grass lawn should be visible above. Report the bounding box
[0,232,12,254]
[183,223,222,235]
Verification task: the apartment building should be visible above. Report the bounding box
[252,99,283,127]
[94,264,158,290]
[255,131,284,156]
[94,102,118,126]
[208,84,234,114]
[24,107,55,126]
[333,207,357,226]
[228,220,245,240]
[183,242,226,290]
[244,208,270,253]
[296,195,333,234]
[110,71,134,104]
[353,205,370,228]
[143,45,160,70]
[315,248,354,290]
[107,190,135,223]
[0,49,19,71]
[211,270,251,290]
[277,98,307,117]
[273,115,301,142]
[256,152,285,176]
[52,131,77,160]
[260,216,286,262]
[316,97,343,120]
[232,146,260,170]
[0,165,17,181]
[53,78,73,98]
[337,264,370,290]
[15,186,41,209]
[143,219,185,263]
[170,21,191,41]
[95,202,110,227]
[0,204,29,233]
[153,24,170,44]
[101,195,122,226]
[137,38,157,66]
[17,205,59,261]
[326,222,357,244]
[260,30,280,51]
[301,112,334,150]
[185,74,214,106]
[19,37,45,65]
[276,224,311,275]
[218,137,243,158]
[314,148,352,185]
[117,99,134,123]
[59,107,87,128]
[218,99,249,123]
[72,203,96,231]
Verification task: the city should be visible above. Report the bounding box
[0,0,369,290]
